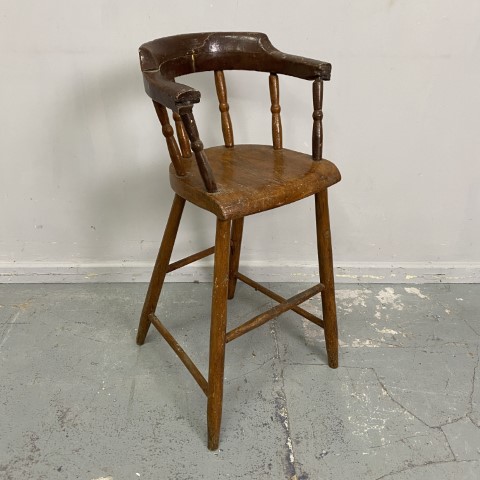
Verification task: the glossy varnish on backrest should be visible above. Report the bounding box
[140,33,330,79]
[139,32,332,192]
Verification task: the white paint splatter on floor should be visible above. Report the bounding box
[352,339,379,348]
[404,287,429,299]
[375,327,400,335]
[376,288,404,311]
[336,289,372,314]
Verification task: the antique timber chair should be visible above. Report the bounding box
[136,32,341,450]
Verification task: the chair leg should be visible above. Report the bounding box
[136,194,186,345]
[228,217,244,300]
[207,218,231,450]
[315,190,338,368]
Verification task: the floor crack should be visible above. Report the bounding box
[271,321,304,480]
[370,366,460,468]
[439,426,457,461]
[468,344,479,417]
[374,459,479,480]
[463,318,480,337]
[0,311,21,350]
[370,367,432,429]
[226,356,275,383]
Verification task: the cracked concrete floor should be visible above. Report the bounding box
[0,282,479,479]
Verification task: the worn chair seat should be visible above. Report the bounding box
[170,144,341,220]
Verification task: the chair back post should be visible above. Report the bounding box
[152,101,186,176]
[312,78,324,161]
[214,71,234,148]
[269,73,282,150]
[179,108,218,192]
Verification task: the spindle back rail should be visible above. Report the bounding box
[140,32,331,192]
[136,32,340,451]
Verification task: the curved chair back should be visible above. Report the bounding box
[139,32,331,192]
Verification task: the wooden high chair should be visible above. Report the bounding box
[136,32,341,450]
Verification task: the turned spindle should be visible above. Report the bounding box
[312,78,324,161]
[172,112,192,158]
[180,109,218,193]
[152,101,185,176]
[269,73,282,150]
[214,71,234,148]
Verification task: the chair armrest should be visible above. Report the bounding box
[266,50,331,81]
[142,71,201,112]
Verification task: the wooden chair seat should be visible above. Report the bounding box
[170,144,341,220]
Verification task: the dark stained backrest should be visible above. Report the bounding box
[139,32,331,193]
[140,32,330,80]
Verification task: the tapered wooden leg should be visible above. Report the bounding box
[227,217,244,300]
[136,195,186,345]
[315,190,338,368]
[207,218,231,450]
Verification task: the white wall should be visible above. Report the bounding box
[1,0,479,283]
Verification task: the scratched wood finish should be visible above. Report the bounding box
[207,218,231,450]
[139,33,331,112]
[180,109,218,192]
[140,33,332,193]
[269,73,282,150]
[214,71,234,147]
[172,111,192,158]
[136,194,185,345]
[315,190,338,368]
[152,101,185,176]
[170,145,340,220]
[312,78,324,161]
[137,32,341,452]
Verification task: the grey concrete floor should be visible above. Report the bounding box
[0,282,479,480]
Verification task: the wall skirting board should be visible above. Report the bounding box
[0,262,479,284]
